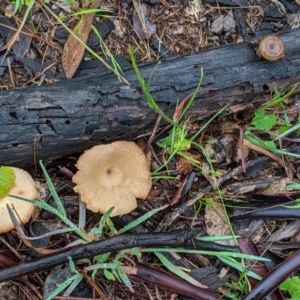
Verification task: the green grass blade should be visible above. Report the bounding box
[8,195,62,217]
[197,235,240,242]
[68,8,112,17]
[245,133,300,158]
[155,251,203,287]
[264,84,298,108]
[91,24,124,76]
[190,104,229,142]
[219,256,262,281]
[141,248,269,261]
[177,68,204,123]
[41,3,128,84]
[273,122,300,141]
[39,160,67,219]
[91,206,114,236]
[118,205,168,234]
[45,273,83,300]
[128,48,175,125]
[116,264,133,290]
[287,182,300,190]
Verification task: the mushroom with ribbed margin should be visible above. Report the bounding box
[72,141,152,217]
[0,166,38,233]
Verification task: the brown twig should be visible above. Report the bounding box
[243,246,300,300]
[243,139,292,176]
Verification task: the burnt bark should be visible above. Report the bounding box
[1,28,300,166]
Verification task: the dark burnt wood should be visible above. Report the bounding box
[1,28,300,166]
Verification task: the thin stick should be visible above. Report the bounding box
[0,230,200,282]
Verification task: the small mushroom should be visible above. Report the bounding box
[72,141,152,217]
[0,167,38,233]
[257,35,285,61]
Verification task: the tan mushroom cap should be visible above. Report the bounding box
[0,167,38,233]
[258,35,285,61]
[73,141,152,217]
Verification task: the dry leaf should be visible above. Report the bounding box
[62,0,100,78]
[176,152,201,175]
[170,176,188,206]
[1,2,34,60]
[204,201,234,246]
[132,3,156,39]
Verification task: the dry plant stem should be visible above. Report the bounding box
[7,59,15,88]
[0,230,204,283]
[0,236,21,259]
[240,127,247,173]
[131,262,219,300]
[243,246,300,300]
[78,269,107,299]
[23,62,57,87]
[0,0,34,58]
[243,139,286,169]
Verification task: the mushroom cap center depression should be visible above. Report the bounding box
[98,165,123,188]
[266,41,280,55]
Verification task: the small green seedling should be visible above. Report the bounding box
[251,108,277,130]
[246,84,300,158]
[280,276,300,300]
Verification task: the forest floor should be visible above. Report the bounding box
[0,1,300,299]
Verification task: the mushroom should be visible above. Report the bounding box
[0,167,38,233]
[72,141,152,217]
[257,35,285,61]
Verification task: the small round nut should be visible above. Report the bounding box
[258,35,285,61]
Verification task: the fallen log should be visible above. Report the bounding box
[1,28,300,166]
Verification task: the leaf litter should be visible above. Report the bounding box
[1,0,300,299]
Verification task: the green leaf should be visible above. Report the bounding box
[264,140,277,150]
[287,182,300,190]
[251,109,277,130]
[0,166,16,198]
[91,206,115,237]
[104,269,115,281]
[116,264,132,289]
[280,276,300,299]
